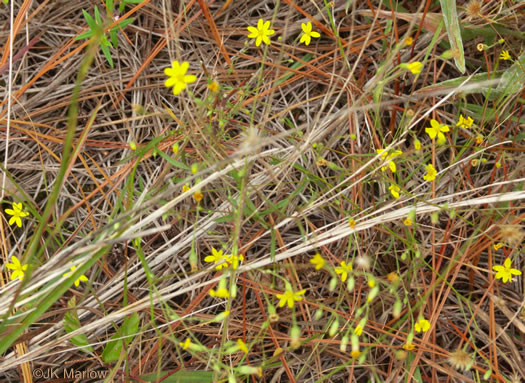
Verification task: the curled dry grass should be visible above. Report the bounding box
[0,0,524,382]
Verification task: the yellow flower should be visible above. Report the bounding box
[404,37,413,46]
[423,163,437,182]
[299,21,320,46]
[164,61,197,96]
[403,343,415,351]
[407,61,423,74]
[208,80,219,92]
[179,338,191,350]
[5,256,29,281]
[193,191,203,202]
[348,217,356,228]
[354,325,363,336]
[414,139,421,151]
[237,339,249,354]
[414,319,431,333]
[276,288,306,308]
[475,135,483,145]
[209,287,230,298]
[335,261,353,282]
[309,253,325,270]
[226,254,244,269]
[403,218,412,226]
[389,184,400,199]
[425,119,449,145]
[5,202,30,228]
[376,149,402,173]
[172,143,179,154]
[204,247,230,270]
[63,263,89,287]
[387,272,399,282]
[247,19,275,47]
[493,258,522,283]
[182,184,190,193]
[456,114,473,129]
[499,50,511,61]
[493,243,503,250]
[350,350,361,358]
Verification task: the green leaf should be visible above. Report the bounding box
[115,17,135,30]
[110,29,118,48]
[139,371,214,382]
[94,6,103,25]
[64,297,94,354]
[101,313,140,363]
[156,149,191,170]
[106,0,114,13]
[100,44,114,68]
[82,9,96,30]
[74,31,95,40]
[125,0,146,3]
[439,0,465,73]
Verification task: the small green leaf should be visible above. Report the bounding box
[94,6,102,25]
[82,9,96,30]
[74,31,95,40]
[100,44,114,68]
[64,297,94,354]
[106,0,114,13]
[101,313,140,363]
[115,17,135,30]
[110,29,118,48]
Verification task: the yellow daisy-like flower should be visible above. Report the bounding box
[475,135,483,145]
[299,21,320,46]
[179,337,191,350]
[389,184,400,199]
[5,202,30,228]
[247,19,275,47]
[204,248,230,270]
[348,217,356,228]
[403,218,412,226]
[354,325,363,336]
[276,288,306,309]
[493,258,522,283]
[63,263,89,287]
[335,261,353,282]
[164,61,197,96]
[499,50,511,61]
[193,191,203,202]
[404,37,413,46]
[425,119,449,145]
[5,256,29,281]
[237,339,249,354]
[456,114,473,129]
[376,149,403,173]
[208,80,219,93]
[350,350,361,357]
[403,342,415,351]
[309,253,325,270]
[182,184,190,193]
[407,61,423,74]
[414,319,431,333]
[423,163,437,182]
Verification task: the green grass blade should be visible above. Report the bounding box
[440,0,465,73]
